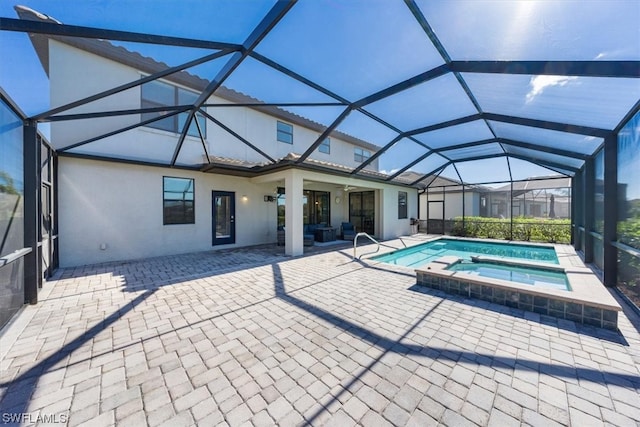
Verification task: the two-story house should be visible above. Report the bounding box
[16,5,418,267]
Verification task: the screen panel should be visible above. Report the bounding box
[440,142,504,161]
[464,73,640,130]
[439,163,461,182]
[413,120,494,149]
[376,138,430,176]
[507,157,565,180]
[15,1,277,44]
[503,145,584,170]
[489,121,602,155]
[219,56,340,104]
[65,124,182,164]
[416,0,640,60]
[617,110,640,249]
[455,157,511,184]
[364,74,478,132]
[255,0,444,100]
[335,110,399,147]
[393,152,450,186]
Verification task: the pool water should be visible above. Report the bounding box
[373,238,558,268]
[447,262,569,291]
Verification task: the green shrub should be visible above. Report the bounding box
[450,217,571,244]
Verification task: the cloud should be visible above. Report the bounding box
[526,75,578,103]
[380,168,399,176]
[595,48,638,60]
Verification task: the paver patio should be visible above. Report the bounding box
[1,238,639,426]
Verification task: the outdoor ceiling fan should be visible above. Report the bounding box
[341,184,357,192]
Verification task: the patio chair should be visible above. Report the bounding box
[341,222,356,240]
[303,225,315,246]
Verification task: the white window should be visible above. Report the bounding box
[354,147,371,163]
[277,121,293,144]
[163,176,195,224]
[318,137,330,154]
[141,79,206,138]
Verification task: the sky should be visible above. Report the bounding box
[1,0,638,185]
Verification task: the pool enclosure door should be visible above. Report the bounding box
[212,191,235,246]
[41,182,52,279]
[428,200,445,234]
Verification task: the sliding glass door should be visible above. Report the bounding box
[349,191,375,235]
[277,188,330,227]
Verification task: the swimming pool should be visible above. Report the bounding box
[447,261,569,291]
[373,238,558,268]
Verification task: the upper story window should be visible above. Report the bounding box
[354,147,371,163]
[277,121,293,144]
[141,79,206,138]
[318,137,330,154]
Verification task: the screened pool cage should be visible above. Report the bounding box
[0,0,639,321]
[421,176,572,243]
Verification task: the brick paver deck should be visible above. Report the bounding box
[1,239,639,426]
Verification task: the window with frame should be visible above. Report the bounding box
[354,147,371,163]
[398,191,408,219]
[277,121,293,144]
[277,187,330,227]
[163,177,195,225]
[141,79,206,138]
[318,137,330,154]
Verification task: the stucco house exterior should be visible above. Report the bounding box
[16,6,418,267]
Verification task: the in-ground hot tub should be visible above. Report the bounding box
[448,257,570,291]
[415,255,621,330]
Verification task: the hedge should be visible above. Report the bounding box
[450,216,571,244]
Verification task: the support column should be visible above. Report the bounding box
[23,120,40,304]
[461,185,466,236]
[284,169,304,256]
[570,171,576,246]
[603,135,618,287]
[509,180,513,240]
[426,190,430,233]
[52,153,59,270]
[583,157,595,263]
